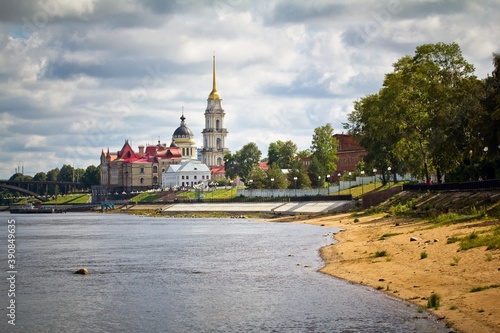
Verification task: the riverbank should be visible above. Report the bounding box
[288,213,499,333]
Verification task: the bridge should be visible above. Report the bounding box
[0,180,82,202]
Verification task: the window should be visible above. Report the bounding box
[152,165,158,173]
[140,167,145,173]
[153,176,158,184]
[140,177,145,184]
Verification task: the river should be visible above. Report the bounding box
[0,212,450,332]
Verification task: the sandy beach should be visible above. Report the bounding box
[290,213,500,333]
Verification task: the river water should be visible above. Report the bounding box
[0,213,450,332]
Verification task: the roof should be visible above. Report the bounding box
[165,160,210,174]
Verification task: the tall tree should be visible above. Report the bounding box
[81,165,101,189]
[267,140,298,169]
[310,123,338,176]
[266,163,288,189]
[287,159,312,189]
[33,172,47,181]
[46,168,60,182]
[223,142,262,183]
[57,164,75,182]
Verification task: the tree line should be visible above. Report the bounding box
[3,164,100,197]
[223,123,338,189]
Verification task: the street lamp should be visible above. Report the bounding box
[337,173,341,195]
[317,175,321,195]
[373,168,377,189]
[348,172,352,195]
[360,170,365,195]
[248,179,253,197]
[293,176,297,196]
[387,167,392,188]
[270,178,274,197]
[325,174,330,195]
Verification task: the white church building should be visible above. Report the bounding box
[162,160,211,190]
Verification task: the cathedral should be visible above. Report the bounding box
[98,55,230,194]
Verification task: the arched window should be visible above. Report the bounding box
[140,167,145,174]
[216,138,221,150]
[153,176,158,184]
[216,119,220,131]
[140,177,145,184]
[152,165,158,173]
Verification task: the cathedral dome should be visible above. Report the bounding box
[172,114,194,139]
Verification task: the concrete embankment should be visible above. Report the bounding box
[124,201,354,215]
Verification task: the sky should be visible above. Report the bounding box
[0,0,499,178]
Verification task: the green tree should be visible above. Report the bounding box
[310,123,338,176]
[57,164,75,182]
[266,163,288,189]
[247,165,267,189]
[46,168,60,181]
[223,142,262,183]
[81,165,101,189]
[308,156,326,187]
[267,140,298,169]
[9,173,32,181]
[287,159,311,189]
[33,172,47,181]
[346,42,478,183]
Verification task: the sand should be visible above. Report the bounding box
[290,213,500,333]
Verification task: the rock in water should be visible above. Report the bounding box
[74,268,91,275]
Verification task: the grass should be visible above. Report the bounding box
[427,293,441,310]
[450,256,461,266]
[460,226,500,250]
[43,194,91,204]
[420,251,428,259]
[379,232,402,240]
[470,284,500,293]
[129,192,163,203]
[374,250,388,258]
[177,188,239,200]
[430,212,486,227]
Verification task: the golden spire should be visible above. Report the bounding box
[208,53,221,100]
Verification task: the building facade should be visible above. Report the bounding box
[332,134,366,181]
[201,55,230,167]
[100,140,182,192]
[162,160,211,189]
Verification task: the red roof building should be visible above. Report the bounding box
[100,140,182,192]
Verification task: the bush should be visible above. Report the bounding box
[374,250,388,257]
[420,251,428,259]
[427,293,441,309]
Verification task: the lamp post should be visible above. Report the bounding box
[270,178,274,197]
[373,168,377,189]
[337,173,341,195]
[248,179,253,197]
[348,172,352,195]
[325,174,330,195]
[293,176,297,196]
[387,167,392,188]
[317,175,321,195]
[360,170,365,195]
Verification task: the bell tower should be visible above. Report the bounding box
[201,54,229,167]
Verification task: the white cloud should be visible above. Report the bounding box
[0,0,498,178]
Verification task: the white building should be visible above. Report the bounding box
[162,160,211,189]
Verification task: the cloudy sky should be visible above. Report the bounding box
[0,0,498,178]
